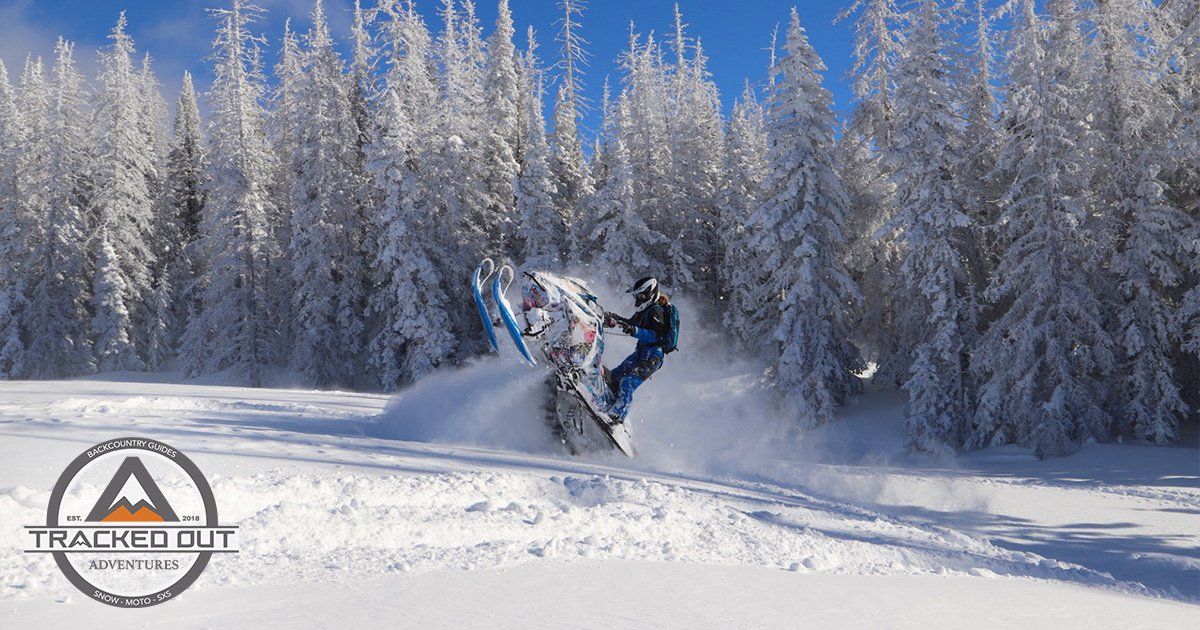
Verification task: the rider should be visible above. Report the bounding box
[602,277,676,424]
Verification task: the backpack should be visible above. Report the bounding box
[661,303,680,354]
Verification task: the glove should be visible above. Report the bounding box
[604,314,634,335]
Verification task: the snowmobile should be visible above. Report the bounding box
[472,259,636,457]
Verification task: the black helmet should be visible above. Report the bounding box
[628,277,659,312]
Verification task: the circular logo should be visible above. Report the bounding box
[25,438,238,608]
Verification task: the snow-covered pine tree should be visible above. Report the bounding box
[1167,1,1200,377]
[515,33,562,269]
[90,14,157,372]
[589,98,663,290]
[348,0,379,290]
[286,0,368,389]
[430,0,497,358]
[140,66,178,371]
[91,229,136,373]
[882,0,975,455]
[136,54,175,370]
[271,21,303,226]
[971,0,1114,458]
[368,88,459,388]
[720,83,770,352]
[367,0,458,390]
[837,0,907,387]
[1180,19,1200,385]
[349,0,377,153]
[23,43,94,376]
[0,59,25,378]
[615,30,673,276]
[182,1,283,385]
[163,72,207,364]
[3,58,53,379]
[1089,0,1192,444]
[665,7,724,292]
[268,18,305,356]
[483,0,520,256]
[837,0,905,151]
[751,9,863,428]
[23,41,95,378]
[958,0,1000,291]
[551,0,594,260]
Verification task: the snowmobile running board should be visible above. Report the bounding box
[565,375,637,457]
[472,259,500,352]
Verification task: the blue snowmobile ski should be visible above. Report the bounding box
[492,265,537,367]
[472,259,499,352]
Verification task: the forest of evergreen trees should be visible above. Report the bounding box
[0,0,1196,458]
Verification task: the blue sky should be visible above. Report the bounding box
[0,0,857,134]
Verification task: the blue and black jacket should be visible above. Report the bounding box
[628,303,672,360]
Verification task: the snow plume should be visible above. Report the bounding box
[373,275,798,476]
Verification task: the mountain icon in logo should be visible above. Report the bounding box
[85,457,180,523]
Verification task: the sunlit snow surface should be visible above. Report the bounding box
[0,306,1195,627]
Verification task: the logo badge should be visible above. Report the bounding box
[25,438,238,608]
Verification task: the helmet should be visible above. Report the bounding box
[628,277,659,312]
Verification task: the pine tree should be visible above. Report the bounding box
[1089,0,1192,444]
[720,83,770,352]
[368,89,459,389]
[92,230,135,372]
[751,10,863,428]
[838,0,907,387]
[551,0,594,258]
[348,0,379,296]
[349,0,377,152]
[3,58,54,379]
[515,35,562,269]
[432,0,495,358]
[23,41,95,377]
[90,14,156,372]
[590,101,663,289]
[1169,4,1200,377]
[182,1,283,385]
[971,0,1114,458]
[837,0,905,150]
[138,57,177,371]
[367,0,458,389]
[137,54,173,369]
[959,0,1000,290]
[164,72,207,364]
[483,0,521,255]
[0,59,25,377]
[665,7,725,292]
[883,0,974,455]
[285,0,368,388]
[615,30,674,277]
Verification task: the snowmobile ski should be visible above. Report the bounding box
[473,259,499,352]
[492,264,537,367]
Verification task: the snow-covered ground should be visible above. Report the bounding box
[0,350,1196,627]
